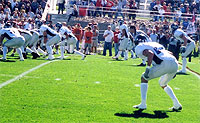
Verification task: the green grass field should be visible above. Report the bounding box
[0,53,200,122]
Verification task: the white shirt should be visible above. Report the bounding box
[103,30,114,42]
[135,42,176,65]
[159,9,165,15]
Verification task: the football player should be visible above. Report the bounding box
[0,28,25,61]
[112,24,129,60]
[18,29,40,59]
[133,42,182,111]
[59,26,86,60]
[172,24,196,74]
[40,24,61,60]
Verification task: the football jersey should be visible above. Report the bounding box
[0,28,23,40]
[135,42,176,65]
[40,25,58,36]
[59,26,75,37]
[174,29,194,43]
[18,29,32,36]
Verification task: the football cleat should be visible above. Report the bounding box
[32,52,40,59]
[177,70,186,74]
[169,105,182,111]
[22,53,27,59]
[112,56,119,60]
[133,104,147,110]
[81,55,86,60]
[137,63,146,66]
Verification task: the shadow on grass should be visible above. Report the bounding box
[176,73,190,75]
[0,59,16,62]
[115,109,170,119]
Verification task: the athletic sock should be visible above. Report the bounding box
[3,46,7,59]
[16,48,23,60]
[141,83,148,105]
[116,51,122,58]
[182,57,187,72]
[60,46,65,58]
[142,59,146,65]
[25,47,33,53]
[74,50,84,57]
[37,48,46,55]
[164,85,180,105]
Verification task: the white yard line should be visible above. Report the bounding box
[0,60,58,89]
[178,64,200,79]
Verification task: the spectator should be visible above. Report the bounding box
[113,26,120,56]
[103,25,114,56]
[128,0,137,20]
[106,0,114,18]
[174,8,182,22]
[91,25,99,53]
[11,0,18,12]
[36,5,43,16]
[115,0,124,19]
[12,11,19,19]
[88,1,95,17]
[84,26,93,55]
[73,23,82,50]
[0,11,5,20]
[158,6,165,21]
[159,31,169,49]
[67,4,78,23]
[182,18,189,30]
[0,4,4,12]
[24,18,32,30]
[95,0,103,17]
[40,0,46,10]
[4,5,11,14]
[150,29,159,42]
[31,0,39,14]
[28,8,35,18]
[57,0,65,14]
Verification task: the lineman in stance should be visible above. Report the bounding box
[59,26,86,60]
[172,24,196,74]
[40,24,61,60]
[133,42,182,111]
[0,28,25,61]
[18,29,40,59]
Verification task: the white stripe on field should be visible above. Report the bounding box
[0,60,57,89]
[178,64,200,79]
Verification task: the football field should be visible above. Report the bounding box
[0,54,200,122]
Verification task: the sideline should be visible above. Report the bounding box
[178,63,200,79]
[0,60,58,89]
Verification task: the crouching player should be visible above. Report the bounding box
[133,42,182,111]
[40,24,61,60]
[59,26,86,60]
[172,25,196,74]
[0,28,25,61]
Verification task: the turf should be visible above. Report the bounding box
[0,54,200,122]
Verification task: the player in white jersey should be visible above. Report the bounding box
[18,29,40,59]
[0,28,25,61]
[59,26,86,60]
[172,25,196,74]
[134,31,152,66]
[40,25,61,60]
[133,42,182,111]
[112,24,129,60]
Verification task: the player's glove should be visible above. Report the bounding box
[143,66,150,79]
[180,46,186,53]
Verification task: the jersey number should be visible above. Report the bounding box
[153,47,163,54]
